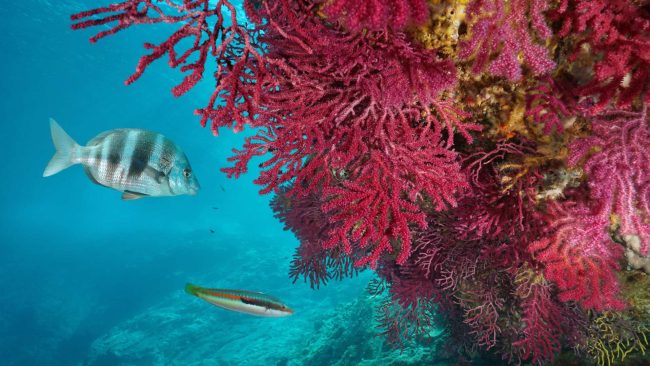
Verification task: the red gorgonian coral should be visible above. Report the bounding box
[569,104,650,257]
[72,0,258,103]
[529,105,650,311]
[509,269,564,365]
[225,3,480,268]
[526,77,578,134]
[73,0,480,269]
[528,196,626,311]
[271,188,358,288]
[454,142,541,241]
[320,0,431,31]
[553,0,650,113]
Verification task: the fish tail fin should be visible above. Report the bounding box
[185,283,201,296]
[43,118,81,177]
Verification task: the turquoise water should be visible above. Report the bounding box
[0,1,376,365]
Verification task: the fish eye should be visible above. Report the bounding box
[183,169,191,178]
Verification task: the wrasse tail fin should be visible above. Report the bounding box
[43,118,80,177]
[185,283,202,296]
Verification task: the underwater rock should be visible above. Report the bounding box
[293,296,445,366]
[622,235,650,274]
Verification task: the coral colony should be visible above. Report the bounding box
[72,1,650,365]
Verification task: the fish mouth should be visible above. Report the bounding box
[189,181,200,195]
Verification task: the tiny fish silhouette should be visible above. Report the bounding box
[209,229,215,234]
[43,119,200,200]
[185,283,293,317]
[212,206,219,210]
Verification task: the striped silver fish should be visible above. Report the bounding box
[185,283,294,317]
[43,118,200,200]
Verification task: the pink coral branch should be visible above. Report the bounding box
[526,77,577,134]
[529,197,626,311]
[459,0,555,81]
[72,0,265,132]
[553,0,650,112]
[321,0,430,31]
[458,288,504,350]
[455,142,541,241]
[71,1,189,43]
[527,102,650,310]
[511,278,563,365]
[272,188,358,288]
[217,4,473,268]
[569,104,650,256]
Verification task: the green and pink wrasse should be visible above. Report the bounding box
[185,283,294,317]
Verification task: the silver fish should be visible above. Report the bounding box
[43,118,200,200]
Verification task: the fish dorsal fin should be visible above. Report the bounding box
[86,129,124,146]
[87,128,146,146]
[122,190,147,200]
[86,131,113,146]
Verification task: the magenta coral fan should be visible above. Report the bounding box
[529,198,626,311]
[569,105,650,257]
[402,213,571,363]
[459,0,555,81]
[225,3,480,268]
[529,105,650,311]
[72,0,480,268]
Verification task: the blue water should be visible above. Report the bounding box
[0,2,371,365]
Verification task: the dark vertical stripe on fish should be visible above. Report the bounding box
[128,132,154,179]
[158,137,176,174]
[93,145,103,170]
[107,131,126,182]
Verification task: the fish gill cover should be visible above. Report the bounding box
[69,0,650,365]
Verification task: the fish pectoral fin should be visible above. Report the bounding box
[122,190,148,200]
[143,165,166,183]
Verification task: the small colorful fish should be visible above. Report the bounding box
[43,118,200,200]
[185,283,294,317]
